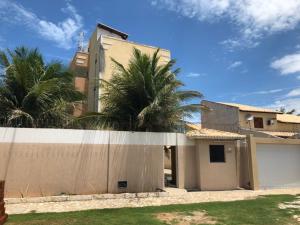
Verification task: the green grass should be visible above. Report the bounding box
[6,195,300,225]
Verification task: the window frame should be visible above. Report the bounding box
[253,117,264,129]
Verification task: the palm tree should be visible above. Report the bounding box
[85,48,203,132]
[0,46,84,128]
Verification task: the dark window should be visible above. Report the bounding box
[209,145,225,163]
[254,117,264,128]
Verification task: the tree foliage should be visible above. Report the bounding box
[83,48,203,132]
[0,46,84,128]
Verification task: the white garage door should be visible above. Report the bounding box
[256,144,300,189]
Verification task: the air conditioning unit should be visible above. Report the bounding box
[267,119,276,125]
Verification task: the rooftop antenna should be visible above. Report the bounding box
[77,31,85,52]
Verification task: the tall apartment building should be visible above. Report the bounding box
[70,23,171,115]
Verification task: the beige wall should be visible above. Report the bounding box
[196,140,238,191]
[88,29,171,112]
[0,128,194,197]
[164,149,171,170]
[239,111,300,132]
[239,141,251,188]
[277,122,300,132]
[202,101,300,133]
[87,29,100,112]
[177,137,243,191]
[201,100,240,132]
[108,145,164,193]
[0,129,170,197]
[177,146,198,190]
[100,36,170,82]
[0,143,108,197]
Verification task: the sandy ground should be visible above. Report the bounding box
[5,188,300,215]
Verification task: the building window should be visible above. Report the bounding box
[209,145,225,163]
[254,117,264,128]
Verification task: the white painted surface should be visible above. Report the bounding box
[257,144,300,188]
[0,128,194,146]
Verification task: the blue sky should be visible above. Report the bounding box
[1,0,300,118]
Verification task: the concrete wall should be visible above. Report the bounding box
[277,122,300,132]
[0,127,254,195]
[164,149,171,169]
[239,141,251,189]
[87,30,171,112]
[177,136,245,191]
[202,101,300,133]
[201,101,240,132]
[177,145,198,190]
[100,36,170,82]
[195,140,239,191]
[239,111,300,132]
[0,128,194,197]
[87,29,100,112]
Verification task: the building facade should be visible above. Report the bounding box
[70,23,171,114]
[201,100,300,138]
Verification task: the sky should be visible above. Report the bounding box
[1,0,300,120]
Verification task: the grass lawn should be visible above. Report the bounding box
[6,195,300,225]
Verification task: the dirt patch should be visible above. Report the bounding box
[278,196,300,223]
[156,211,216,225]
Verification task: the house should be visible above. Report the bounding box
[70,23,171,115]
[191,100,300,190]
[201,100,300,138]
[1,101,299,197]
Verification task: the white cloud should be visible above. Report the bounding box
[238,88,283,98]
[286,88,300,97]
[0,0,83,49]
[228,61,242,69]
[271,53,300,75]
[267,98,300,113]
[253,89,283,95]
[186,72,206,77]
[152,0,300,48]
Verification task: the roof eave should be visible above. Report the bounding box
[188,136,246,140]
[97,23,129,40]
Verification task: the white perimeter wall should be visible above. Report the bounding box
[0,128,194,197]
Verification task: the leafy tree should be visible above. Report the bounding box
[83,48,203,132]
[0,47,84,128]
